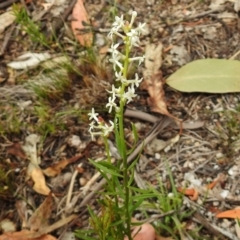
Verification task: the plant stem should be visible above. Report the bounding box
[117,36,132,240]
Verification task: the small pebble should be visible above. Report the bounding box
[194,142,200,147]
[216,152,223,158]
[228,165,238,176]
[221,219,231,228]
[79,177,87,186]
[220,190,229,199]
[188,162,194,169]
[155,152,161,160]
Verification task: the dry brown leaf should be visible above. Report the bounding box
[142,43,171,117]
[24,215,77,239]
[146,72,171,117]
[43,154,83,177]
[7,142,26,160]
[177,187,199,201]
[71,0,93,47]
[28,163,50,195]
[142,42,179,123]
[15,201,28,228]
[143,42,163,79]
[28,193,53,231]
[0,230,56,240]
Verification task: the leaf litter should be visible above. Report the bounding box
[0,0,239,239]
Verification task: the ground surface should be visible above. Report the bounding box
[0,0,240,239]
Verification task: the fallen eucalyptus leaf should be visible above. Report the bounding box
[166,59,240,93]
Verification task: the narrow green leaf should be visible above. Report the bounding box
[129,198,145,213]
[89,159,123,177]
[166,59,240,93]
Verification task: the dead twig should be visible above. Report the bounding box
[0,0,18,9]
[124,108,204,129]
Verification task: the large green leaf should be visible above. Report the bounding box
[166,59,240,93]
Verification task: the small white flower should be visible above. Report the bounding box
[88,108,99,122]
[115,71,124,82]
[102,121,114,136]
[109,53,123,70]
[112,15,125,29]
[129,55,145,66]
[108,43,120,55]
[138,55,145,65]
[136,23,147,35]
[108,27,117,39]
[129,11,137,28]
[133,73,142,87]
[89,121,95,132]
[106,96,117,113]
[89,121,102,140]
[89,130,102,140]
[126,29,140,47]
[123,84,137,103]
[107,84,121,97]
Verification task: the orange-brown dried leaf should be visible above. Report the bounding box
[178,187,196,196]
[178,187,199,201]
[146,72,171,117]
[216,208,240,219]
[43,154,83,177]
[28,193,53,231]
[142,43,174,118]
[71,0,93,47]
[28,163,50,195]
[207,173,226,190]
[0,230,56,240]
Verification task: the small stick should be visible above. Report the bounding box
[0,0,18,9]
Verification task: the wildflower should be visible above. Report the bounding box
[123,84,137,103]
[88,108,99,122]
[136,23,147,35]
[109,52,123,70]
[112,15,125,30]
[102,120,114,136]
[129,11,137,28]
[126,29,140,47]
[129,55,145,66]
[133,73,143,87]
[89,11,145,138]
[108,27,125,40]
[108,43,120,55]
[115,71,126,83]
[89,121,95,132]
[106,96,117,113]
[107,84,121,97]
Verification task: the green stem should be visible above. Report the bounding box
[103,136,121,233]
[117,37,132,240]
[104,137,111,163]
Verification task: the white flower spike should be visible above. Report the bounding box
[88,11,145,139]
